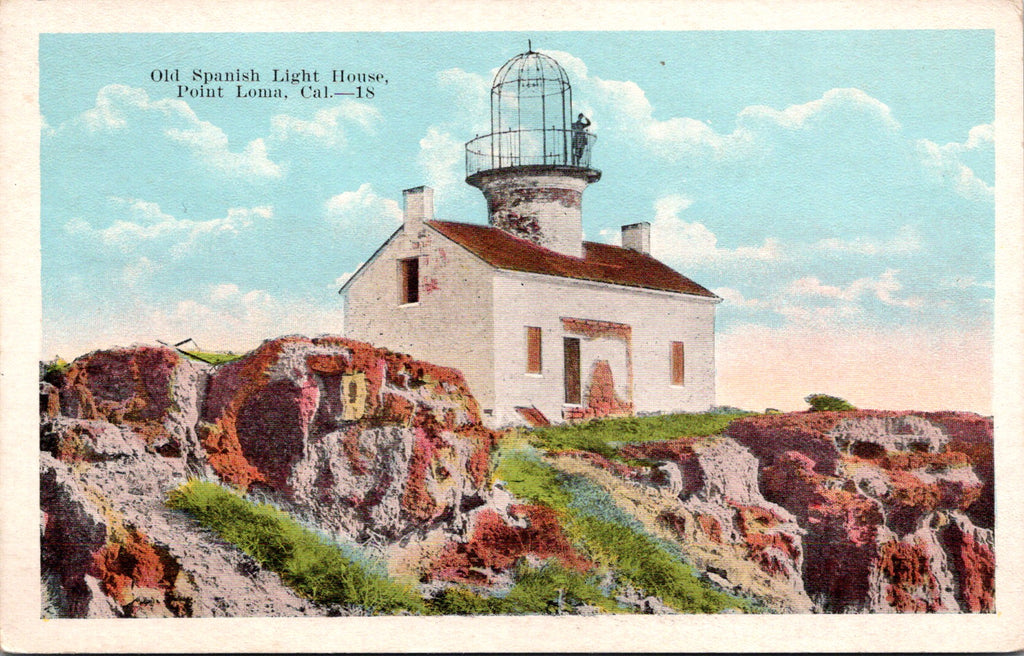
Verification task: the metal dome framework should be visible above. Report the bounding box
[466,47,596,177]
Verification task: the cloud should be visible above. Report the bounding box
[916,124,994,202]
[324,183,402,243]
[813,224,923,256]
[417,127,465,193]
[413,68,493,204]
[269,101,381,149]
[739,88,900,132]
[712,287,767,310]
[332,262,365,289]
[716,321,992,414]
[518,57,992,210]
[435,68,491,135]
[785,269,924,308]
[75,84,282,178]
[70,198,272,257]
[210,283,241,301]
[121,256,157,288]
[647,194,783,267]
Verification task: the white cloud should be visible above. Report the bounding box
[648,194,782,267]
[210,283,241,301]
[81,198,272,256]
[712,287,767,309]
[77,84,281,178]
[739,88,900,131]
[916,124,994,202]
[121,256,157,288]
[813,224,923,256]
[785,269,923,308]
[324,183,402,242]
[269,101,380,149]
[417,127,464,193]
[435,67,491,134]
[331,262,365,289]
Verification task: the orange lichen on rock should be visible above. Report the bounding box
[879,539,942,612]
[432,505,592,584]
[939,520,995,612]
[60,347,181,444]
[401,429,443,522]
[90,529,180,611]
[696,514,723,543]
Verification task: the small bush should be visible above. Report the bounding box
[166,480,424,614]
[804,394,856,412]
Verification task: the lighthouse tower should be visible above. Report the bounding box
[465,47,600,258]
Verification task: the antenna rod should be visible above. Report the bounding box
[528,39,532,52]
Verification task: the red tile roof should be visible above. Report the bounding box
[427,220,718,298]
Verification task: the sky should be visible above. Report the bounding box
[40,31,995,412]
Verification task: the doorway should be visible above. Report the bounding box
[563,337,581,404]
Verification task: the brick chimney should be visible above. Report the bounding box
[621,222,650,255]
[403,186,434,232]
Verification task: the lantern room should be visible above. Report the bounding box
[465,45,601,258]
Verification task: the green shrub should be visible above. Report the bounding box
[804,394,856,412]
[166,480,424,614]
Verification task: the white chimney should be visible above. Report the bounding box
[403,186,434,232]
[621,222,651,254]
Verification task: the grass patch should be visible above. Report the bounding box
[495,445,750,614]
[528,412,751,459]
[166,479,424,614]
[430,561,620,615]
[181,350,245,365]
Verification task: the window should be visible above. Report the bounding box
[399,257,419,304]
[671,341,685,385]
[526,326,542,373]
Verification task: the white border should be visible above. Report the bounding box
[2,0,1022,652]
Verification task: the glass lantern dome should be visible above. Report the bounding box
[465,46,596,178]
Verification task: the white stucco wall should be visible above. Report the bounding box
[343,226,496,408]
[491,270,718,425]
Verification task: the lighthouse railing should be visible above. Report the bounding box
[465,128,596,177]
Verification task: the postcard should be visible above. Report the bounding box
[2,0,1022,652]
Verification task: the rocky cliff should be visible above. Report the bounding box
[40,339,994,616]
[40,337,497,617]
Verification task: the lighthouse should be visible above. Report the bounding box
[463,46,601,258]
[342,45,719,427]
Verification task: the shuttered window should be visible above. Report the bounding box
[671,341,685,385]
[526,327,542,373]
[399,257,419,304]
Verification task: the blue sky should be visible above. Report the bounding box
[40,31,995,411]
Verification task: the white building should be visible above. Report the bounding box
[341,48,720,427]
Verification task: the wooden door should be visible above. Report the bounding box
[563,337,581,404]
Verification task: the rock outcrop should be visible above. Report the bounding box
[41,337,498,617]
[40,342,994,616]
[728,411,994,612]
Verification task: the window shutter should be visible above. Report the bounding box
[526,326,542,373]
[671,341,684,385]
